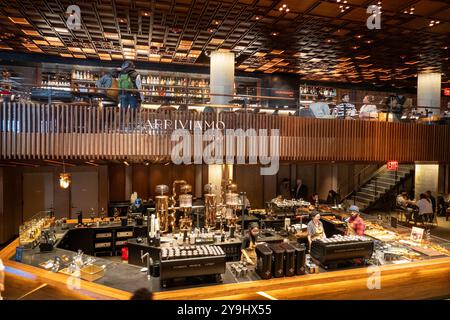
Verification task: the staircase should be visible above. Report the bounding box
[346,165,415,211]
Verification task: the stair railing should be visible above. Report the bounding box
[338,164,385,202]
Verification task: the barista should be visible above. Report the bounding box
[130,197,145,215]
[307,212,326,249]
[345,205,366,236]
[241,222,260,265]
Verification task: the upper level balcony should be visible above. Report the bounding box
[1,102,449,163]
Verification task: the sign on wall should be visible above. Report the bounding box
[387,160,398,171]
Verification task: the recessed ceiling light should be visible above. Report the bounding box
[82,48,96,54]
[54,27,70,34]
[270,32,279,36]
[99,53,111,60]
[210,38,224,45]
[8,17,29,25]
[254,52,267,57]
[22,29,40,36]
[104,32,119,40]
[33,40,48,46]
[278,4,290,12]
[68,47,82,52]
[180,40,193,46]
[122,39,135,46]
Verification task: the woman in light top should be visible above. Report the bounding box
[307,212,326,249]
[359,95,378,120]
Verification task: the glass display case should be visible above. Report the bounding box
[19,211,54,249]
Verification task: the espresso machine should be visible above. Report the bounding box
[204,183,218,229]
[155,184,171,233]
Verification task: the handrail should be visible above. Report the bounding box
[337,164,383,200]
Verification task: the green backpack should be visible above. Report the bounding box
[118,73,134,90]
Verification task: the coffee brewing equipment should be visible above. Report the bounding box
[204,183,219,229]
[155,184,171,233]
[178,183,193,232]
[224,182,239,238]
[169,180,187,231]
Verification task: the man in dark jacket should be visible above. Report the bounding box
[118,61,143,109]
[425,190,436,214]
[293,178,308,200]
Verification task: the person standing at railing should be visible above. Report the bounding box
[309,94,331,118]
[118,61,144,109]
[332,94,356,119]
[359,95,378,120]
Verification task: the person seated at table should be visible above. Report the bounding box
[345,205,365,236]
[307,212,326,249]
[359,95,378,120]
[416,193,434,223]
[396,191,417,210]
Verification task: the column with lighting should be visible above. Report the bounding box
[209,51,235,107]
[417,72,441,115]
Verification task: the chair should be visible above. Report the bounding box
[446,208,450,221]
[394,206,411,224]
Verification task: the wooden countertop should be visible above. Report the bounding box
[2,238,450,300]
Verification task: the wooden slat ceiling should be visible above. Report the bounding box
[0,0,448,88]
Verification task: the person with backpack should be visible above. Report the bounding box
[118,61,143,109]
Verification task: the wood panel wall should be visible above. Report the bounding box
[1,102,450,163]
[108,164,125,201]
[0,167,23,244]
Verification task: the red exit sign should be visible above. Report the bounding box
[387,161,399,171]
[444,88,450,96]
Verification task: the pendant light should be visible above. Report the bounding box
[59,160,71,189]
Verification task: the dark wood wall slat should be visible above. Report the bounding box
[0,103,449,163]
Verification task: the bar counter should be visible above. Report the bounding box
[1,219,450,300]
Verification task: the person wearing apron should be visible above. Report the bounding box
[307,212,327,250]
[241,222,260,265]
